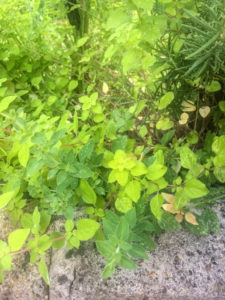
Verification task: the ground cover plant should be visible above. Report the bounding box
[0,0,225,284]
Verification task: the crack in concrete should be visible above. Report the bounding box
[69,267,76,300]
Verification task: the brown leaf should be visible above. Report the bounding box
[185,212,198,225]
[161,193,174,204]
[162,204,179,214]
[182,100,196,112]
[102,82,109,94]
[175,214,183,223]
[199,106,210,118]
[179,113,189,125]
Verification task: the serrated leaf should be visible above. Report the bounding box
[159,212,181,230]
[115,217,129,241]
[125,180,141,202]
[68,80,78,91]
[76,219,100,241]
[0,191,15,209]
[8,229,30,251]
[65,220,74,232]
[38,257,50,285]
[102,262,115,279]
[180,146,197,169]
[146,164,167,181]
[118,255,136,270]
[18,143,30,167]
[150,194,164,220]
[79,179,96,204]
[184,179,208,199]
[0,95,17,113]
[115,196,133,213]
[174,188,190,210]
[127,245,149,260]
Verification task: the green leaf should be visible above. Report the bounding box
[68,80,78,91]
[32,207,40,232]
[49,129,66,146]
[96,240,115,257]
[146,164,167,181]
[118,255,136,270]
[219,101,225,113]
[39,211,51,234]
[50,232,65,249]
[38,235,52,252]
[156,117,174,131]
[184,179,208,199]
[174,188,190,210]
[116,170,129,186]
[206,81,221,92]
[102,262,115,279]
[0,95,17,113]
[212,136,225,155]
[132,0,153,10]
[158,92,174,110]
[31,76,42,86]
[26,158,44,177]
[161,130,175,146]
[79,179,96,204]
[116,217,130,241]
[180,146,197,169]
[122,49,140,73]
[150,194,164,220]
[106,9,129,30]
[1,255,12,270]
[0,191,15,209]
[21,213,33,229]
[130,161,147,176]
[127,245,149,260]
[124,208,136,229]
[79,139,94,163]
[38,257,50,286]
[65,220,74,232]
[8,229,30,251]
[18,143,30,167]
[76,219,100,241]
[214,167,225,183]
[115,196,133,213]
[158,212,181,231]
[125,180,141,202]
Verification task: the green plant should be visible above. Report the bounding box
[0,0,225,285]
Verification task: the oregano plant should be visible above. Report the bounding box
[0,0,225,285]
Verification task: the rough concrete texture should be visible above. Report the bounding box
[1,203,225,300]
[49,202,225,300]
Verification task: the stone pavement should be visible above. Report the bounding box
[1,202,225,300]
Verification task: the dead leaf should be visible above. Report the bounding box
[102,82,109,94]
[179,112,189,125]
[175,214,183,223]
[199,106,210,118]
[162,204,179,214]
[185,212,198,225]
[161,193,175,203]
[182,100,196,112]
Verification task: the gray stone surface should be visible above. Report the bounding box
[1,203,225,299]
[49,202,225,300]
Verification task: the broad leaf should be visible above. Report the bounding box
[76,219,100,241]
[8,229,30,251]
